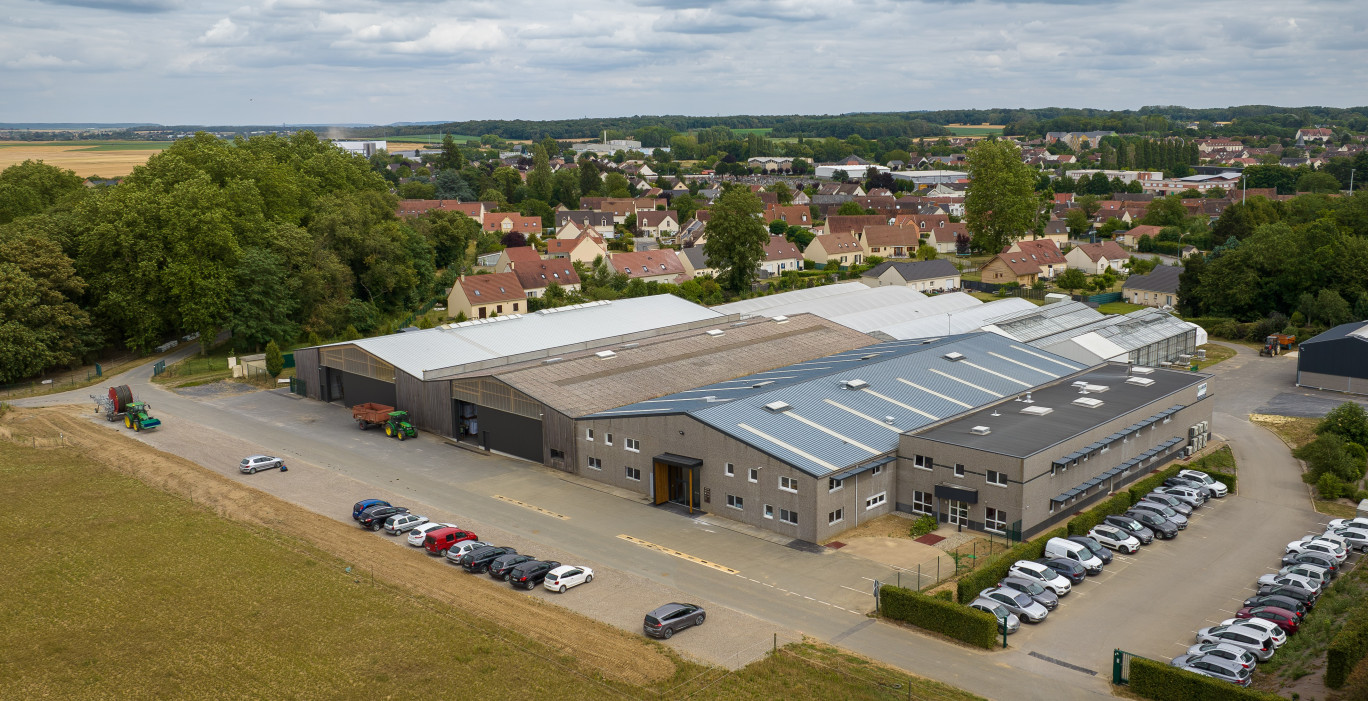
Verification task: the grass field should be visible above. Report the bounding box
[0,140,168,176]
[0,408,984,701]
[943,125,1003,137]
[371,133,481,143]
[1096,301,1148,315]
[1192,343,1236,371]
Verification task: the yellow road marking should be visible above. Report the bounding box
[492,495,569,520]
[616,535,740,574]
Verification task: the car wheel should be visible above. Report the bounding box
[695,614,704,626]
[663,627,674,639]
[558,585,566,593]
[526,580,535,590]
[586,574,593,583]
[249,466,257,474]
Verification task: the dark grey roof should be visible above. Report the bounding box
[1122,265,1183,294]
[911,364,1209,459]
[862,259,960,282]
[680,247,710,270]
[1300,321,1368,345]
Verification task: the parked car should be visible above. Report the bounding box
[422,527,478,555]
[239,455,285,474]
[1241,595,1307,619]
[1143,492,1194,516]
[1317,530,1366,553]
[1066,535,1113,565]
[444,540,491,565]
[1130,500,1189,529]
[487,553,535,580]
[358,505,409,531]
[1102,515,1154,545]
[979,587,1049,622]
[352,499,390,520]
[1045,537,1104,574]
[1194,625,1275,661]
[508,560,562,590]
[544,565,594,593]
[1221,618,1288,647]
[407,522,458,547]
[1126,510,1178,540]
[1152,485,1205,507]
[383,513,429,535]
[1280,551,1339,576]
[1257,572,1323,596]
[1087,524,1141,554]
[1285,537,1347,562]
[1178,469,1229,498]
[1170,655,1252,687]
[997,577,1059,610]
[643,603,705,639]
[966,598,1021,634]
[1327,517,1368,531]
[1183,642,1258,670]
[1269,564,1330,589]
[1034,557,1087,584]
[1254,585,1317,610]
[1165,475,1216,499]
[460,545,517,573]
[1007,561,1071,596]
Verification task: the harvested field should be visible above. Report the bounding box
[0,141,168,177]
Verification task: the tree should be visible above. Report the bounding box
[1064,209,1091,237]
[769,181,793,205]
[227,247,298,351]
[1317,288,1353,326]
[0,159,86,225]
[527,145,553,202]
[411,210,480,270]
[1076,194,1101,219]
[916,244,938,260]
[550,168,580,209]
[398,181,436,199]
[433,169,475,200]
[831,169,849,183]
[1319,402,1368,446]
[954,232,971,255]
[501,231,527,249]
[702,187,769,293]
[1141,194,1188,227]
[492,167,522,202]
[769,219,788,235]
[1055,268,1088,294]
[602,173,631,198]
[965,140,1037,255]
[791,158,810,175]
[1297,171,1341,194]
[836,200,864,216]
[671,193,698,223]
[0,232,98,382]
[264,339,284,377]
[438,134,466,172]
[578,157,601,197]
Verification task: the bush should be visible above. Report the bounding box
[1130,656,1282,700]
[1328,605,1368,688]
[1318,473,1348,500]
[909,514,938,538]
[1067,492,1133,536]
[1128,464,1184,506]
[932,589,953,602]
[1342,652,1368,698]
[956,527,1067,604]
[880,585,998,649]
[264,340,284,378]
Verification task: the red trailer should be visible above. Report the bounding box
[352,403,395,429]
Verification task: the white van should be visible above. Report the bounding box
[1045,537,1104,575]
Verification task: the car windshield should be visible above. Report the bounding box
[1010,592,1033,607]
[1019,581,1044,595]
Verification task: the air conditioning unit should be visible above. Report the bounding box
[970,425,991,435]
[843,379,869,391]
[1188,426,1198,438]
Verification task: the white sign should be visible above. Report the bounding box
[1197,382,1208,399]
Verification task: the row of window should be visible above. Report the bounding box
[907,490,1008,533]
[725,494,799,525]
[912,455,1008,486]
[584,429,640,453]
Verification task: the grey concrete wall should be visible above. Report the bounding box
[896,438,1022,533]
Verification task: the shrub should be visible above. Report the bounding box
[932,589,953,602]
[1341,652,1368,698]
[1318,473,1347,500]
[1067,492,1133,536]
[1127,464,1184,505]
[264,340,284,378]
[909,514,938,538]
[1328,605,1368,688]
[956,527,1067,603]
[1130,656,1282,700]
[880,585,998,649]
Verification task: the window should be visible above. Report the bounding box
[764,504,774,519]
[725,463,735,477]
[828,508,845,525]
[726,494,744,510]
[779,476,798,493]
[513,303,519,312]
[865,492,887,510]
[914,454,932,471]
[953,463,965,478]
[605,433,613,446]
[587,457,602,470]
[550,448,565,459]
[871,464,883,477]
[828,477,844,492]
[625,438,640,452]
[779,509,798,526]
[496,305,503,314]
[625,466,640,481]
[986,508,1006,533]
[585,428,594,441]
[912,491,933,515]
[748,468,759,483]
[1049,501,1056,514]
[986,470,1007,487]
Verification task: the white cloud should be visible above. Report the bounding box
[199,18,249,45]
[4,52,82,69]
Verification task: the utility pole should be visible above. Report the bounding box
[1351,169,1356,194]
[1242,173,1246,205]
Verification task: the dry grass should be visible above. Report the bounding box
[0,141,168,177]
[823,513,921,543]
[1250,414,1321,450]
[1192,343,1236,371]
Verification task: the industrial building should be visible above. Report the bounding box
[1297,321,1368,396]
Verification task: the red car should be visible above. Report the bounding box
[1236,606,1300,634]
[423,527,478,555]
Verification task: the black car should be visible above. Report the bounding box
[508,560,561,590]
[1126,510,1178,540]
[352,499,391,520]
[1034,557,1086,584]
[1103,515,1155,545]
[487,553,536,581]
[1066,535,1113,565]
[357,505,409,530]
[1244,594,1308,617]
[1256,585,1317,610]
[1280,552,1339,577]
[461,546,517,573]
[643,603,706,639]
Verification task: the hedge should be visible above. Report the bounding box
[1067,492,1134,536]
[1128,464,1184,506]
[1130,656,1282,701]
[880,585,998,649]
[1327,603,1368,688]
[955,527,1067,604]
[1189,468,1236,495]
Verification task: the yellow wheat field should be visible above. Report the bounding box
[0,141,169,177]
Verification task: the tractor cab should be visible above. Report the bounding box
[123,402,162,432]
[384,411,417,441]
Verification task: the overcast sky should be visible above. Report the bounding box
[3,0,1366,126]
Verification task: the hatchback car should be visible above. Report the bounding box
[383,513,429,535]
[406,522,458,547]
[1143,492,1194,516]
[1130,500,1189,529]
[1171,655,1252,687]
[1165,475,1216,499]
[1066,535,1113,565]
[1102,515,1154,545]
[352,499,390,520]
[1242,595,1306,618]
[358,505,409,531]
[1183,642,1258,671]
[1007,560,1071,595]
[487,553,535,580]
[967,599,1021,634]
[1256,573,1322,597]
[544,565,594,593]
[239,455,285,474]
[979,587,1048,623]
[1035,557,1086,584]
[1281,551,1339,576]
[1152,485,1205,507]
[1221,618,1288,647]
[997,577,1059,610]
[1319,529,1368,553]
[444,540,491,565]
[644,603,705,639]
[422,527,478,555]
[1088,524,1141,554]
[1286,537,1347,562]
[508,560,562,590]
[1125,510,1178,539]
[1328,516,1368,531]
[1194,625,1275,661]
[1255,585,1316,610]
[1178,469,1228,498]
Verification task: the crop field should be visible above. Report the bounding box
[943,124,1003,136]
[0,141,168,176]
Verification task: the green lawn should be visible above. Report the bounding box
[944,126,1002,136]
[1097,302,1148,315]
[1191,343,1235,371]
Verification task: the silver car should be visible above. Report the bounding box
[979,587,1049,623]
[1178,469,1229,498]
[967,598,1021,634]
[998,576,1059,610]
[1257,572,1323,595]
[1286,537,1347,562]
[1323,528,1368,553]
[1143,491,1193,516]
[1152,485,1204,507]
[1195,625,1275,661]
[1184,642,1258,670]
[1132,500,1189,529]
[1171,654,1252,687]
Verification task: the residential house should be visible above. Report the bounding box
[637,210,680,237]
[861,225,923,259]
[979,252,1039,287]
[802,232,867,268]
[546,233,607,265]
[765,204,813,228]
[505,255,582,298]
[860,259,961,292]
[931,222,970,254]
[1066,240,1130,274]
[1115,224,1162,248]
[1042,219,1069,245]
[608,249,687,283]
[1296,128,1334,144]
[760,236,803,275]
[824,214,889,236]
[1121,265,1182,308]
[483,212,543,237]
[678,218,707,248]
[555,210,616,238]
[816,182,866,197]
[396,200,486,219]
[1003,238,1067,279]
[679,247,717,278]
[448,272,526,319]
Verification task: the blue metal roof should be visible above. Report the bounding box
[590,331,1086,477]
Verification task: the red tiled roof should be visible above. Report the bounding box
[608,249,686,279]
[763,235,802,262]
[509,258,581,291]
[459,272,525,303]
[1005,238,1066,265]
[1074,241,1129,262]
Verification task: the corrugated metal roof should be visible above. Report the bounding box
[881,298,1037,340]
[983,300,1105,342]
[714,284,985,335]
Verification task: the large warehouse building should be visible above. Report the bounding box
[296,294,1214,542]
[1297,321,1368,396]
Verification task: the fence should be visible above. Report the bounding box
[1113,649,1139,685]
[0,363,107,400]
[871,523,1022,596]
[1076,291,1124,305]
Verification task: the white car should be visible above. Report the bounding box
[1088,524,1141,554]
[239,455,285,474]
[384,513,429,534]
[1285,537,1347,563]
[1325,527,1368,552]
[1195,625,1275,661]
[1221,618,1287,648]
[1178,469,1228,497]
[544,565,594,593]
[1007,560,1071,596]
[444,540,491,564]
[1257,572,1323,595]
[1328,517,1368,531]
[406,522,458,547]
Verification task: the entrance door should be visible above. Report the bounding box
[653,461,670,505]
[327,369,344,403]
[652,461,700,511]
[943,499,968,525]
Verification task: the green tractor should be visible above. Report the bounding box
[122,401,162,432]
[383,411,416,441]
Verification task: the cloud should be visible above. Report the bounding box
[4,52,82,69]
[38,0,182,12]
[199,18,249,45]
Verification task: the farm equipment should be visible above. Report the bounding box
[1259,333,1295,357]
[91,385,160,430]
[123,402,161,431]
[352,403,416,441]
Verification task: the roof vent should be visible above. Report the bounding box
[764,401,792,413]
[542,357,563,365]
[1084,384,1109,393]
[1125,377,1156,387]
[843,379,869,390]
[970,425,992,435]
[772,315,789,323]
[1071,381,1089,388]
[751,380,775,389]
[706,329,724,337]
[730,321,747,327]
[1130,366,1155,375]
[620,343,639,349]
[595,350,616,359]
[885,416,896,425]
[943,351,965,361]
[1073,397,1104,408]
[1020,405,1054,416]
